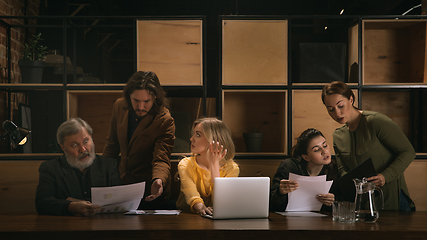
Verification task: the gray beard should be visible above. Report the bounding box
[65,142,96,170]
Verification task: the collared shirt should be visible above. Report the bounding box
[127,110,142,143]
[74,167,92,202]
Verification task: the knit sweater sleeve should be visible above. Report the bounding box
[370,113,415,183]
[177,157,204,211]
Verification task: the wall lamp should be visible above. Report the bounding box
[0,120,31,148]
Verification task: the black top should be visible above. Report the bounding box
[74,167,92,202]
[127,110,142,143]
[35,155,122,216]
[269,158,340,212]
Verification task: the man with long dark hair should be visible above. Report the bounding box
[103,71,175,210]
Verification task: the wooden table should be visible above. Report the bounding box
[1,211,426,240]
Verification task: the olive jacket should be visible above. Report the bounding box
[333,111,415,210]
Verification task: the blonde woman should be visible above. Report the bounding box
[176,118,239,215]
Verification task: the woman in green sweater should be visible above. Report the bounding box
[321,81,415,211]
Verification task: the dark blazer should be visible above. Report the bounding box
[102,97,175,204]
[35,155,122,216]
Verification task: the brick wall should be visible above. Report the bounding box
[0,0,40,152]
[0,0,40,84]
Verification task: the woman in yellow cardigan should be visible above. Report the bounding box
[176,118,239,215]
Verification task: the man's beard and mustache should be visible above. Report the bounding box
[65,142,96,170]
[134,108,148,118]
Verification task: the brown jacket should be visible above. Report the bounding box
[102,97,175,200]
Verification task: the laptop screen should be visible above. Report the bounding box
[210,177,270,219]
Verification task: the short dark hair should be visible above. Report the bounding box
[123,71,169,112]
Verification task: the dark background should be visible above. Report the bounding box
[35,0,423,97]
[9,0,424,153]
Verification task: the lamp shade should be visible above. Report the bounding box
[2,120,31,148]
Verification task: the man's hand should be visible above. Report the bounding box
[145,178,163,201]
[66,197,84,202]
[67,200,101,217]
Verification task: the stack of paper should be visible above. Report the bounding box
[286,173,333,212]
[91,182,146,213]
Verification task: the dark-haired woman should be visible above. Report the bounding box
[321,81,415,211]
[270,128,339,212]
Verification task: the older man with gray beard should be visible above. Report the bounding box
[35,118,121,216]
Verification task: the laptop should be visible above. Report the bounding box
[202,177,270,220]
[329,158,377,202]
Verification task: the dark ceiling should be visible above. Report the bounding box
[42,0,422,17]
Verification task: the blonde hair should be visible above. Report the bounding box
[191,117,235,162]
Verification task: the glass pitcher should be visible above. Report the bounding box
[353,177,384,223]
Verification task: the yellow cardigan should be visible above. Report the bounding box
[176,156,239,212]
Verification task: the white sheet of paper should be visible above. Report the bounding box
[289,172,326,182]
[91,182,146,213]
[99,199,142,213]
[286,173,333,212]
[275,211,328,217]
[125,210,181,215]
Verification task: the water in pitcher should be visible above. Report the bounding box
[355,210,379,223]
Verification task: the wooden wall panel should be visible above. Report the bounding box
[348,24,359,83]
[222,90,287,153]
[404,159,427,211]
[168,97,215,153]
[67,92,214,154]
[361,91,411,139]
[222,20,288,85]
[363,20,427,85]
[1,159,425,213]
[0,160,43,213]
[67,91,122,151]
[235,159,282,185]
[137,20,202,86]
[292,90,356,155]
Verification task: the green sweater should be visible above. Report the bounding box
[333,111,415,211]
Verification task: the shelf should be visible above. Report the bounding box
[362,19,427,85]
[67,90,122,150]
[0,83,64,91]
[361,90,411,137]
[67,90,215,154]
[222,19,288,85]
[292,90,346,155]
[2,15,427,158]
[348,23,359,84]
[136,19,203,86]
[362,89,427,153]
[222,90,287,154]
[169,97,216,153]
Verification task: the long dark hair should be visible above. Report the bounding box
[292,128,338,180]
[292,128,324,158]
[123,71,169,112]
